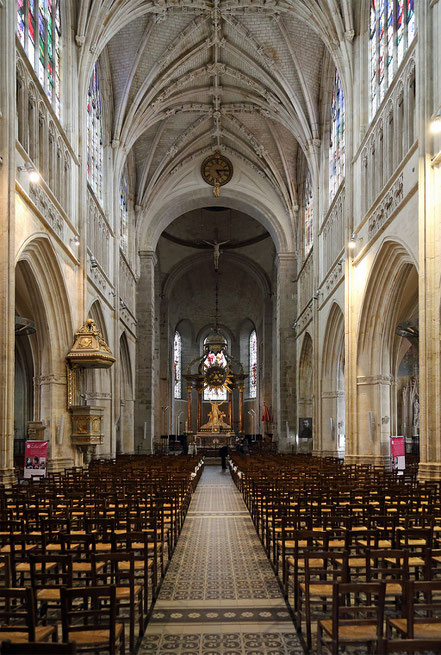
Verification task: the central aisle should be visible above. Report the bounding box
[139,465,303,654]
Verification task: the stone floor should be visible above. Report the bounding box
[138,466,303,654]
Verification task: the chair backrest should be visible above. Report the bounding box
[334,581,385,638]
[60,585,117,647]
[304,550,349,586]
[1,640,77,654]
[91,551,135,590]
[29,554,73,593]
[405,579,441,638]
[0,587,37,641]
[366,549,410,584]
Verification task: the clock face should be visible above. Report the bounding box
[201,152,233,187]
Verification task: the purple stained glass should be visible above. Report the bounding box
[249,330,257,398]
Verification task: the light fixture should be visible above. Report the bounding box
[70,235,80,248]
[430,107,441,135]
[17,162,41,183]
[90,256,97,268]
[348,232,357,249]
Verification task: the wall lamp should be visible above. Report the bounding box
[120,299,127,310]
[70,235,80,248]
[430,107,441,135]
[17,162,40,183]
[90,256,98,268]
[348,232,357,249]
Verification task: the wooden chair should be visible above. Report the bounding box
[366,548,410,611]
[298,550,349,650]
[29,553,73,620]
[91,551,143,652]
[317,581,386,655]
[0,588,56,644]
[387,580,441,641]
[1,640,77,654]
[60,585,125,655]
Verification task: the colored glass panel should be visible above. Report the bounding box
[203,337,228,402]
[87,63,104,202]
[304,168,313,256]
[369,0,416,121]
[329,70,345,202]
[17,0,25,45]
[120,169,129,255]
[249,330,257,399]
[16,1,61,118]
[397,0,404,65]
[174,332,182,399]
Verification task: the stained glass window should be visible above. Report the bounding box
[369,0,416,121]
[16,0,61,118]
[304,168,313,256]
[174,331,181,400]
[87,64,104,202]
[203,337,228,402]
[329,70,345,202]
[120,168,129,255]
[249,330,257,399]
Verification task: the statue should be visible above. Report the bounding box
[203,239,230,271]
[200,400,231,432]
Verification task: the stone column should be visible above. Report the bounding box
[417,1,441,480]
[238,385,244,434]
[275,253,297,452]
[228,391,232,427]
[186,385,192,433]
[0,2,17,483]
[135,251,157,453]
[197,389,202,431]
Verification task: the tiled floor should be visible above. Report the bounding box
[138,466,303,654]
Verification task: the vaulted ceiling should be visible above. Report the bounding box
[77,1,355,216]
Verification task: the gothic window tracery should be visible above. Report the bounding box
[120,168,129,256]
[173,331,181,399]
[17,0,61,118]
[304,169,313,256]
[249,330,257,399]
[203,336,227,402]
[329,70,345,202]
[87,64,104,203]
[369,0,416,121]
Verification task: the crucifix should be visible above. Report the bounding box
[203,239,230,271]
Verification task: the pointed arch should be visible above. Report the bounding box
[321,302,345,456]
[357,239,417,377]
[119,331,134,453]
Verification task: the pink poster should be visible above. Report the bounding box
[390,436,405,474]
[24,441,48,478]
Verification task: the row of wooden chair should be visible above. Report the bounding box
[230,453,441,654]
[0,454,204,653]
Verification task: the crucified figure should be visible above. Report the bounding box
[203,239,230,271]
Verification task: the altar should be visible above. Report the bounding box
[183,327,248,437]
[195,400,234,447]
[195,432,234,448]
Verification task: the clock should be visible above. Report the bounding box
[201,151,233,188]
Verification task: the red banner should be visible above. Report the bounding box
[24,441,48,478]
[390,436,405,474]
[261,402,271,423]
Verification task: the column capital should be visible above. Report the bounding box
[138,250,157,266]
[276,251,296,265]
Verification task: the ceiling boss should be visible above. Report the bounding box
[201,151,233,198]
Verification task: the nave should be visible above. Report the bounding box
[140,465,302,655]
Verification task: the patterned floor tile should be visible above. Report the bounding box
[138,467,303,654]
